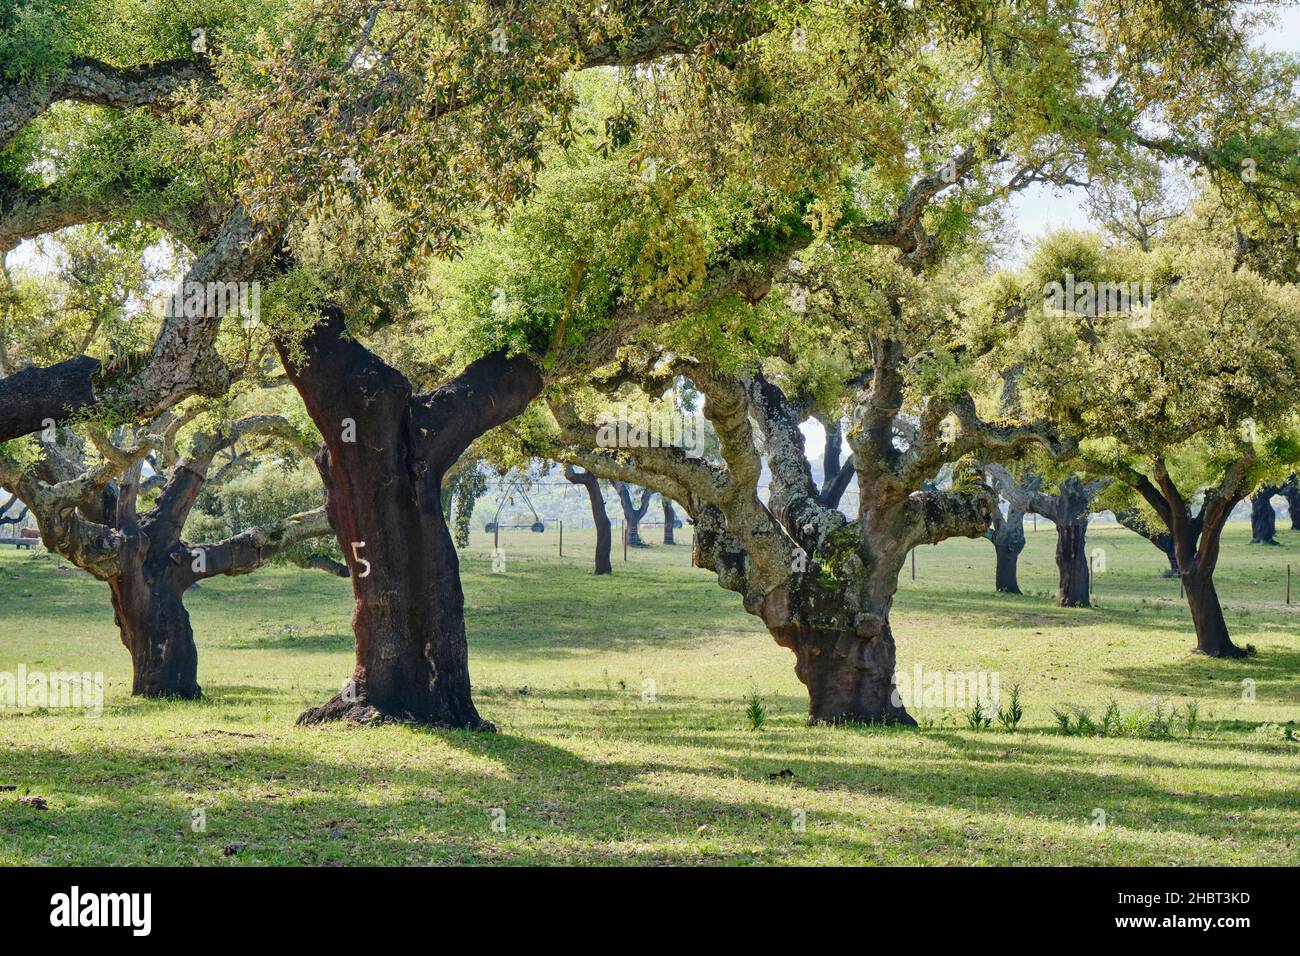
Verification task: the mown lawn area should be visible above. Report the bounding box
[1,519,1297,865]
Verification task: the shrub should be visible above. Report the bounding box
[966,698,992,730]
[996,684,1024,732]
[744,688,766,731]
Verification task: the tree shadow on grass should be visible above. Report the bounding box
[5,699,1297,865]
[1102,649,1300,705]
[893,587,1115,631]
[219,631,354,653]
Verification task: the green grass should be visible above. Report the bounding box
[1,519,1298,865]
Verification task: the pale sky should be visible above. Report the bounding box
[1004,6,1300,264]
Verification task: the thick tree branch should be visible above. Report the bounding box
[188,507,334,582]
[0,57,212,151]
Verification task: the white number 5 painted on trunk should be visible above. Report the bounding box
[351,541,371,578]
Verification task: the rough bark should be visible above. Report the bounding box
[1,57,211,152]
[3,411,333,698]
[277,306,542,728]
[564,465,612,575]
[538,158,1072,724]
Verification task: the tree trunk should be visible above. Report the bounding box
[1157,535,1179,577]
[613,481,652,547]
[770,622,914,725]
[1055,520,1091,607]
[662,498,676,544]
[565,466,611,575]
[278,307,540,728]
[994,543,1022,593]
[107,536,200,699]
[1283,478,1300,530]
[1250,488,1279,544]
[987,503,1025,594]
[1183,567,1246,658]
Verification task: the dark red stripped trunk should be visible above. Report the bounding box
[108,541,200,699]
[770,622,914,725]
[1055,520,1091,607]
[277,306,542,728]
[104,470,203,699]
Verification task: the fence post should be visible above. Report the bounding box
[559,519,563,557]
[1288,564,1292,605]
[623,522,628,562]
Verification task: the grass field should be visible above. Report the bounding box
[1,518,1298,866]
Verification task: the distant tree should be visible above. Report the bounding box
[1019,229,1300,657]
[661,497,679,544]
[0,411,334,696]
[611,481,654,548]
[985,466,1109,607]
[564,465,612,574]
[984,493,1028,594]
[1250,485,1282,545]
[1284,475,1300,531]
[0,489,27,529]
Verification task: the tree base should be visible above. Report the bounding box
[296,692,497,731]
[134,684,202,701]
[1192,643,1249,660]
[775,624,916,727]
[807,710,918,728]
[1249,539,1281,546]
